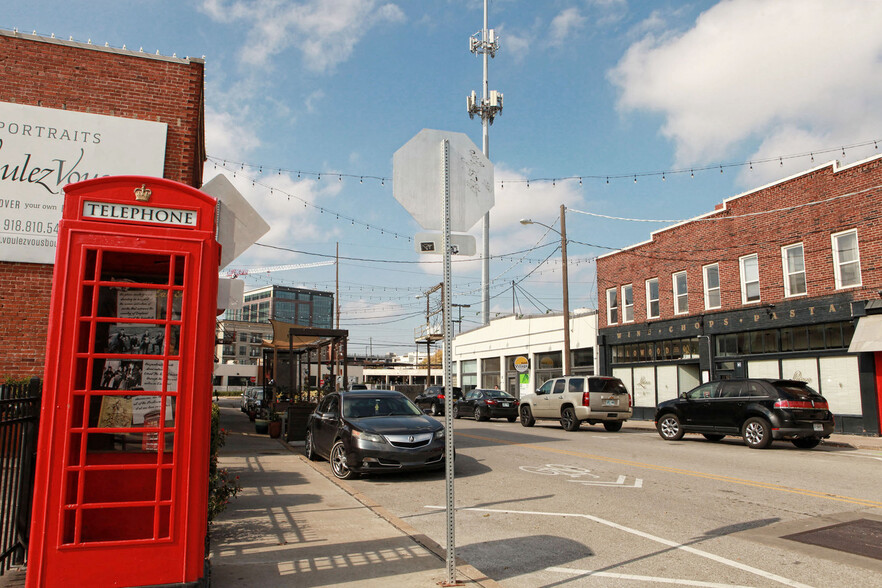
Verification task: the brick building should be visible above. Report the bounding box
[0,30,205,378]
[596,155,882,435]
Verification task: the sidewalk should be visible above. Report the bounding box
[208,401,497,587]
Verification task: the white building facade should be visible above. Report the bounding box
[451,310,598,398]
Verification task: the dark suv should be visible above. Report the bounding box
[654,379,834,449]
[414,386,462,416]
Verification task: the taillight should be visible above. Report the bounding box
[775,399,828,410]
[437,394,445,400]
[485,399,497,406]
[628,394,632,408]
[582,392,590,407]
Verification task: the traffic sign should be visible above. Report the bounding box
[393,129,494,232]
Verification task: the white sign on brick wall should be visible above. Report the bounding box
[0,102,168,264]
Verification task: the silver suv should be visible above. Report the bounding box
[519,376,632,432]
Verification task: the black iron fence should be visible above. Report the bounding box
[0,378,41,576]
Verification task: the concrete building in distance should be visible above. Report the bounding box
[451,310,598,398]
[223,285,334,328]
[596,155,882,435]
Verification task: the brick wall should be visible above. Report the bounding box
[597,156,882,329]
[0,31,205,378]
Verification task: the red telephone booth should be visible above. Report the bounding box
[27,176,219,587]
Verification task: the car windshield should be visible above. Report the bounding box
[487,390,514,399]
[343,395,423,418]
[775,383,821,399]
[588,378,628,394]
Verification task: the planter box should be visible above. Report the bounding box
[254,419,269,435]
[285,402,316,442]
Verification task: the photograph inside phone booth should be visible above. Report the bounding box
[29,176,219,587]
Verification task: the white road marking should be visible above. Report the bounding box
[567,475,643,488]
[424,505,813,588]
[547,566,756,587]
[520,463,642,487]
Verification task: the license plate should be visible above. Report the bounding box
[604,399,618,406]
[501,402,510,407]
[813,423,823,432]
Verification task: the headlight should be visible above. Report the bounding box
[434,427,445,440]
[351,429,385,444]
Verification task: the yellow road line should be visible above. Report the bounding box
[457,432,882,509]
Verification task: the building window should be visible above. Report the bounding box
[645,278,659,319]
[782,243,807,297]
[606,288,618,324]
[703,264,721,310]
[673,271,688,315]
[832,229,861,289]
[622,284,634,323]
[739,254,760,304]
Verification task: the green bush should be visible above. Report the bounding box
[208,403,240,521]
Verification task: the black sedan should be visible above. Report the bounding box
[453,388,519,422]
[654,378,834,449]
[414,386,462,416]
[304,390,447,479]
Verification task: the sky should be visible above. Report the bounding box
[6,0,882,356]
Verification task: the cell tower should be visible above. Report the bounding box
[467,0,503,326]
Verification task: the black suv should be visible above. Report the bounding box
[414,386,462,416]
[654,379,834,449]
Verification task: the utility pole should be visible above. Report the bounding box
[468,0,502,326]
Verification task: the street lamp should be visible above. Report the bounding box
[520,204,570,375]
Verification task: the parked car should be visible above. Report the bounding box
[241,386,264,415]
[304,389,448,479]
[454,388,519,422]
[414,385,462,416]
[654,379,834,449]
[349,383,369,390]
[519,376,632,431]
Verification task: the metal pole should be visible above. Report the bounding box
[561,204,571,375]
[441,139,457,584]
[481,0,490,326]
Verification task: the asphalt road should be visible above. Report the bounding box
[326,416,882,587]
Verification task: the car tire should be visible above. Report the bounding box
[330,440,358,479]
[702,433,725,442]
[453,404,460,419]
[742,417,772,449]
[560,407,580,431]
[432,403,443,417]
[475,406,490,422]
[791,437,821,449]
[520,405,535,427]
[603,420,623,432]
[657,414,684,441]
[304,429,319,461]
[507,416,517,422]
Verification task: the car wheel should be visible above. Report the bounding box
[742,417,772,449]
[330,440,358,479]
[453,404,460,419]
[475,406,490,422]
[560,407,580,431]
[507,416,517,423]
[657,414,684,441]
[432,403,443,416]
[603,420,623,432]
[791,437,821,449]
[520,405,535,427]
[304,429,319,461]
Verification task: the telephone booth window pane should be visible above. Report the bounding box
[64,245,186,547]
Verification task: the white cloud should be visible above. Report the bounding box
[201,0,405,73]
[608,0,882,183]
[204,106,261,160]
[548,8,587,47]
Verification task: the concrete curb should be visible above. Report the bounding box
[285,439,502,588]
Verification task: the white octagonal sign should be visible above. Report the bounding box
[393,128,494,232]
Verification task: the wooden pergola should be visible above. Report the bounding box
[261,319,349,401]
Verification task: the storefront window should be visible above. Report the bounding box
[481,357,500,389]
[461,359,477,392]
